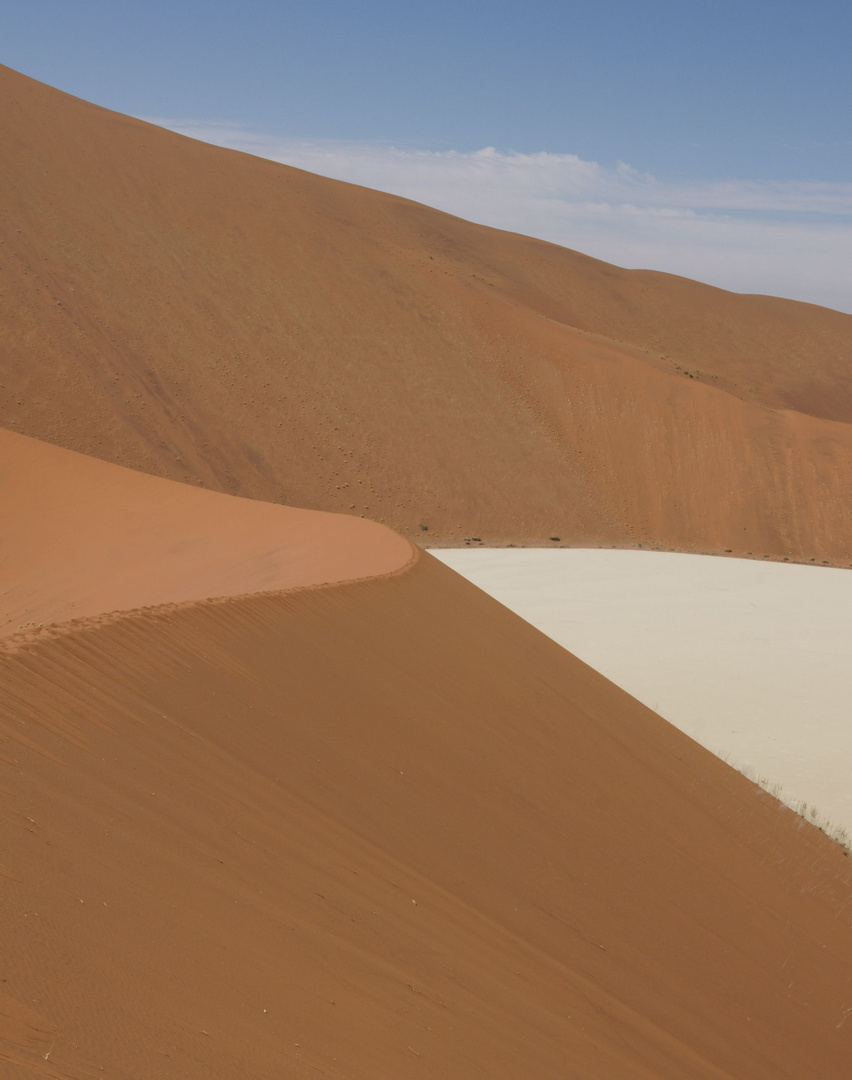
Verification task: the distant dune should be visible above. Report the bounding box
[3,64,852,562]
[2,430,852,1077]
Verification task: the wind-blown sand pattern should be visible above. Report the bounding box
[4,558,852,1078]
[2,431,852,1077]
[4,63,852,560]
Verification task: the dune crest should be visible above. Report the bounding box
[0,426,412,638]
[3,553,852,1077]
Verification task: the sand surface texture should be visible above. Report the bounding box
[432,549,852,839]
[3,431,852,1077]
[4,64,852,561]
[0,426,411,637]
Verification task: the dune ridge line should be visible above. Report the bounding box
[0,425,414,639]
[0,542,421,657]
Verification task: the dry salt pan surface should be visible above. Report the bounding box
[431,548,852,840]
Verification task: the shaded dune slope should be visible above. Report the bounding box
[3,65,852,561]
[3,553,852,1079]
[0,426,411,636]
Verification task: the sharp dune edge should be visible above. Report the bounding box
[4,64,852,561]
[0,426,413,637]
[2,430,852,1078]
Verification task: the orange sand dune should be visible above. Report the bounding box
[3,65,852,561]
[2,430,852,1078]
[0,425,411,637]
[3,557,852,1078]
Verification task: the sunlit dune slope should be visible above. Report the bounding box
[3,64,852,560]
[2,551,852,1078]
[0,425,411,636]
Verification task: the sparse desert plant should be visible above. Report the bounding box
[730,759,850,855]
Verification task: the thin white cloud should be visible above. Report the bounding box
[148,119,852,313]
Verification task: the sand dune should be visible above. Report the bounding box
[3,64,852,561]
[2,430,852,1077]
[4,58,852,1077]
[3,553,852,1078]
[0,426,411,637]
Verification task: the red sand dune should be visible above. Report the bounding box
[0,426,411,637]
[2,431,852,1078]
[3,65,852,561]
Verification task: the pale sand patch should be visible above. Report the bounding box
[431,548,852,838]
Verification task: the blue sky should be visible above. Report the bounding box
[3,0,852,309]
